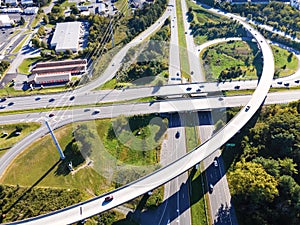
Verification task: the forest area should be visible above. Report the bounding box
[225,101,300,225]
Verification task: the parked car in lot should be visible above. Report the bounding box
[175,131,180,139]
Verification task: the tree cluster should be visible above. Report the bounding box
[127,0,167,41]
[227,102,300,225]
[216,1,300,37]
[219,66,245,80]
[0,61,10,75]
[0,185,82,223]
[190,18,247,40]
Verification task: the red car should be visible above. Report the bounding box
[104,195,114,202]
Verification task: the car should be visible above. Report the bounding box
[185,31,187,34]
[7,102,14,106]
[104,195,114,202]
[186,87,192,91]
[35,97,41,101]
[218,97,224,101]
[176,78,182,81]
[0,105,5,109]
[284,83,290,87]
[213,157,218,167]
[209,184,214,193]
[295,80,299,83]
[171,77,176,80]
[175,131,180,139]
[234,85,240,89]
[245,105,250,112]
[93,110,100,114]
[49,113,55,117]
[69,96,75,101]
[191,71,194,75]
[176,72,180,76]
[196,89,201,92]
[0,98,6,102]
[277,81,282,85]
[49,98,55,102]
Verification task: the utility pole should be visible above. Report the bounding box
[110,16,115,48]
[45,120,65,160]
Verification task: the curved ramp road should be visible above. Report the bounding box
[2,14,275,225]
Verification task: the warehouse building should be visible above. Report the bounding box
[0,14,12,27]
[29,59,87,85]
[50,22,84,53]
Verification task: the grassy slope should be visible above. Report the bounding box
[272,44,298,77]
[0,117,166,198]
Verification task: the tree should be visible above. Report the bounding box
[228,160,278,204]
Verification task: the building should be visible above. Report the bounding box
[0,14,12,27]
[29,59,87,85]
[50,22,83,53]
[24,7,38,14]
[291,0,300,9]
[250,0,270,3]
[29,73,71,85]
[5,0,17,5]
[229,0,249,4]
[21,0,33,5]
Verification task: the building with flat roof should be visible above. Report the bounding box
[5,0,17,5]
[24,7,39,14]
[0,14,12,27]
[30,59,87,85]
[50,22,83,53]
[291,0,300,9]
[29,73,71,85]
[21,0,33,5]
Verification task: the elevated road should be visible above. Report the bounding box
[1,13,275,225]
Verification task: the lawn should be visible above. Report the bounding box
[186,1,230,45]
[0,122,41,150]
[18,57,41,75]
[272,45,298,77]
[190,167,210,225]
[176,0,190,80]
[201,40,260,81]
[0,116,168,198]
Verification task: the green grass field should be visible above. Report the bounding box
[0,116,167,198]
[186,1,230,45]
[0,122,41,150]
[18,57,41,75]
[190,167,210,225]
[201,41,259,81]
[272,45,298,77]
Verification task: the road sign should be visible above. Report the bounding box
[226,143,236,147]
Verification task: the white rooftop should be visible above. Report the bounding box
[51,22,82,52]
[0,14,11,26]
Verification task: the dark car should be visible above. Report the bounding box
[104,195,114,202]
[245,106,250,112]
[69,96,75,101]
[49,98,55,102]
[175,131,180,139]
[0,98,6,102]
[186,87,192,91]
[49,113,55,117]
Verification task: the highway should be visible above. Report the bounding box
[181,0,204,82]
[1,11,276,223]
[168,0,182,84]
